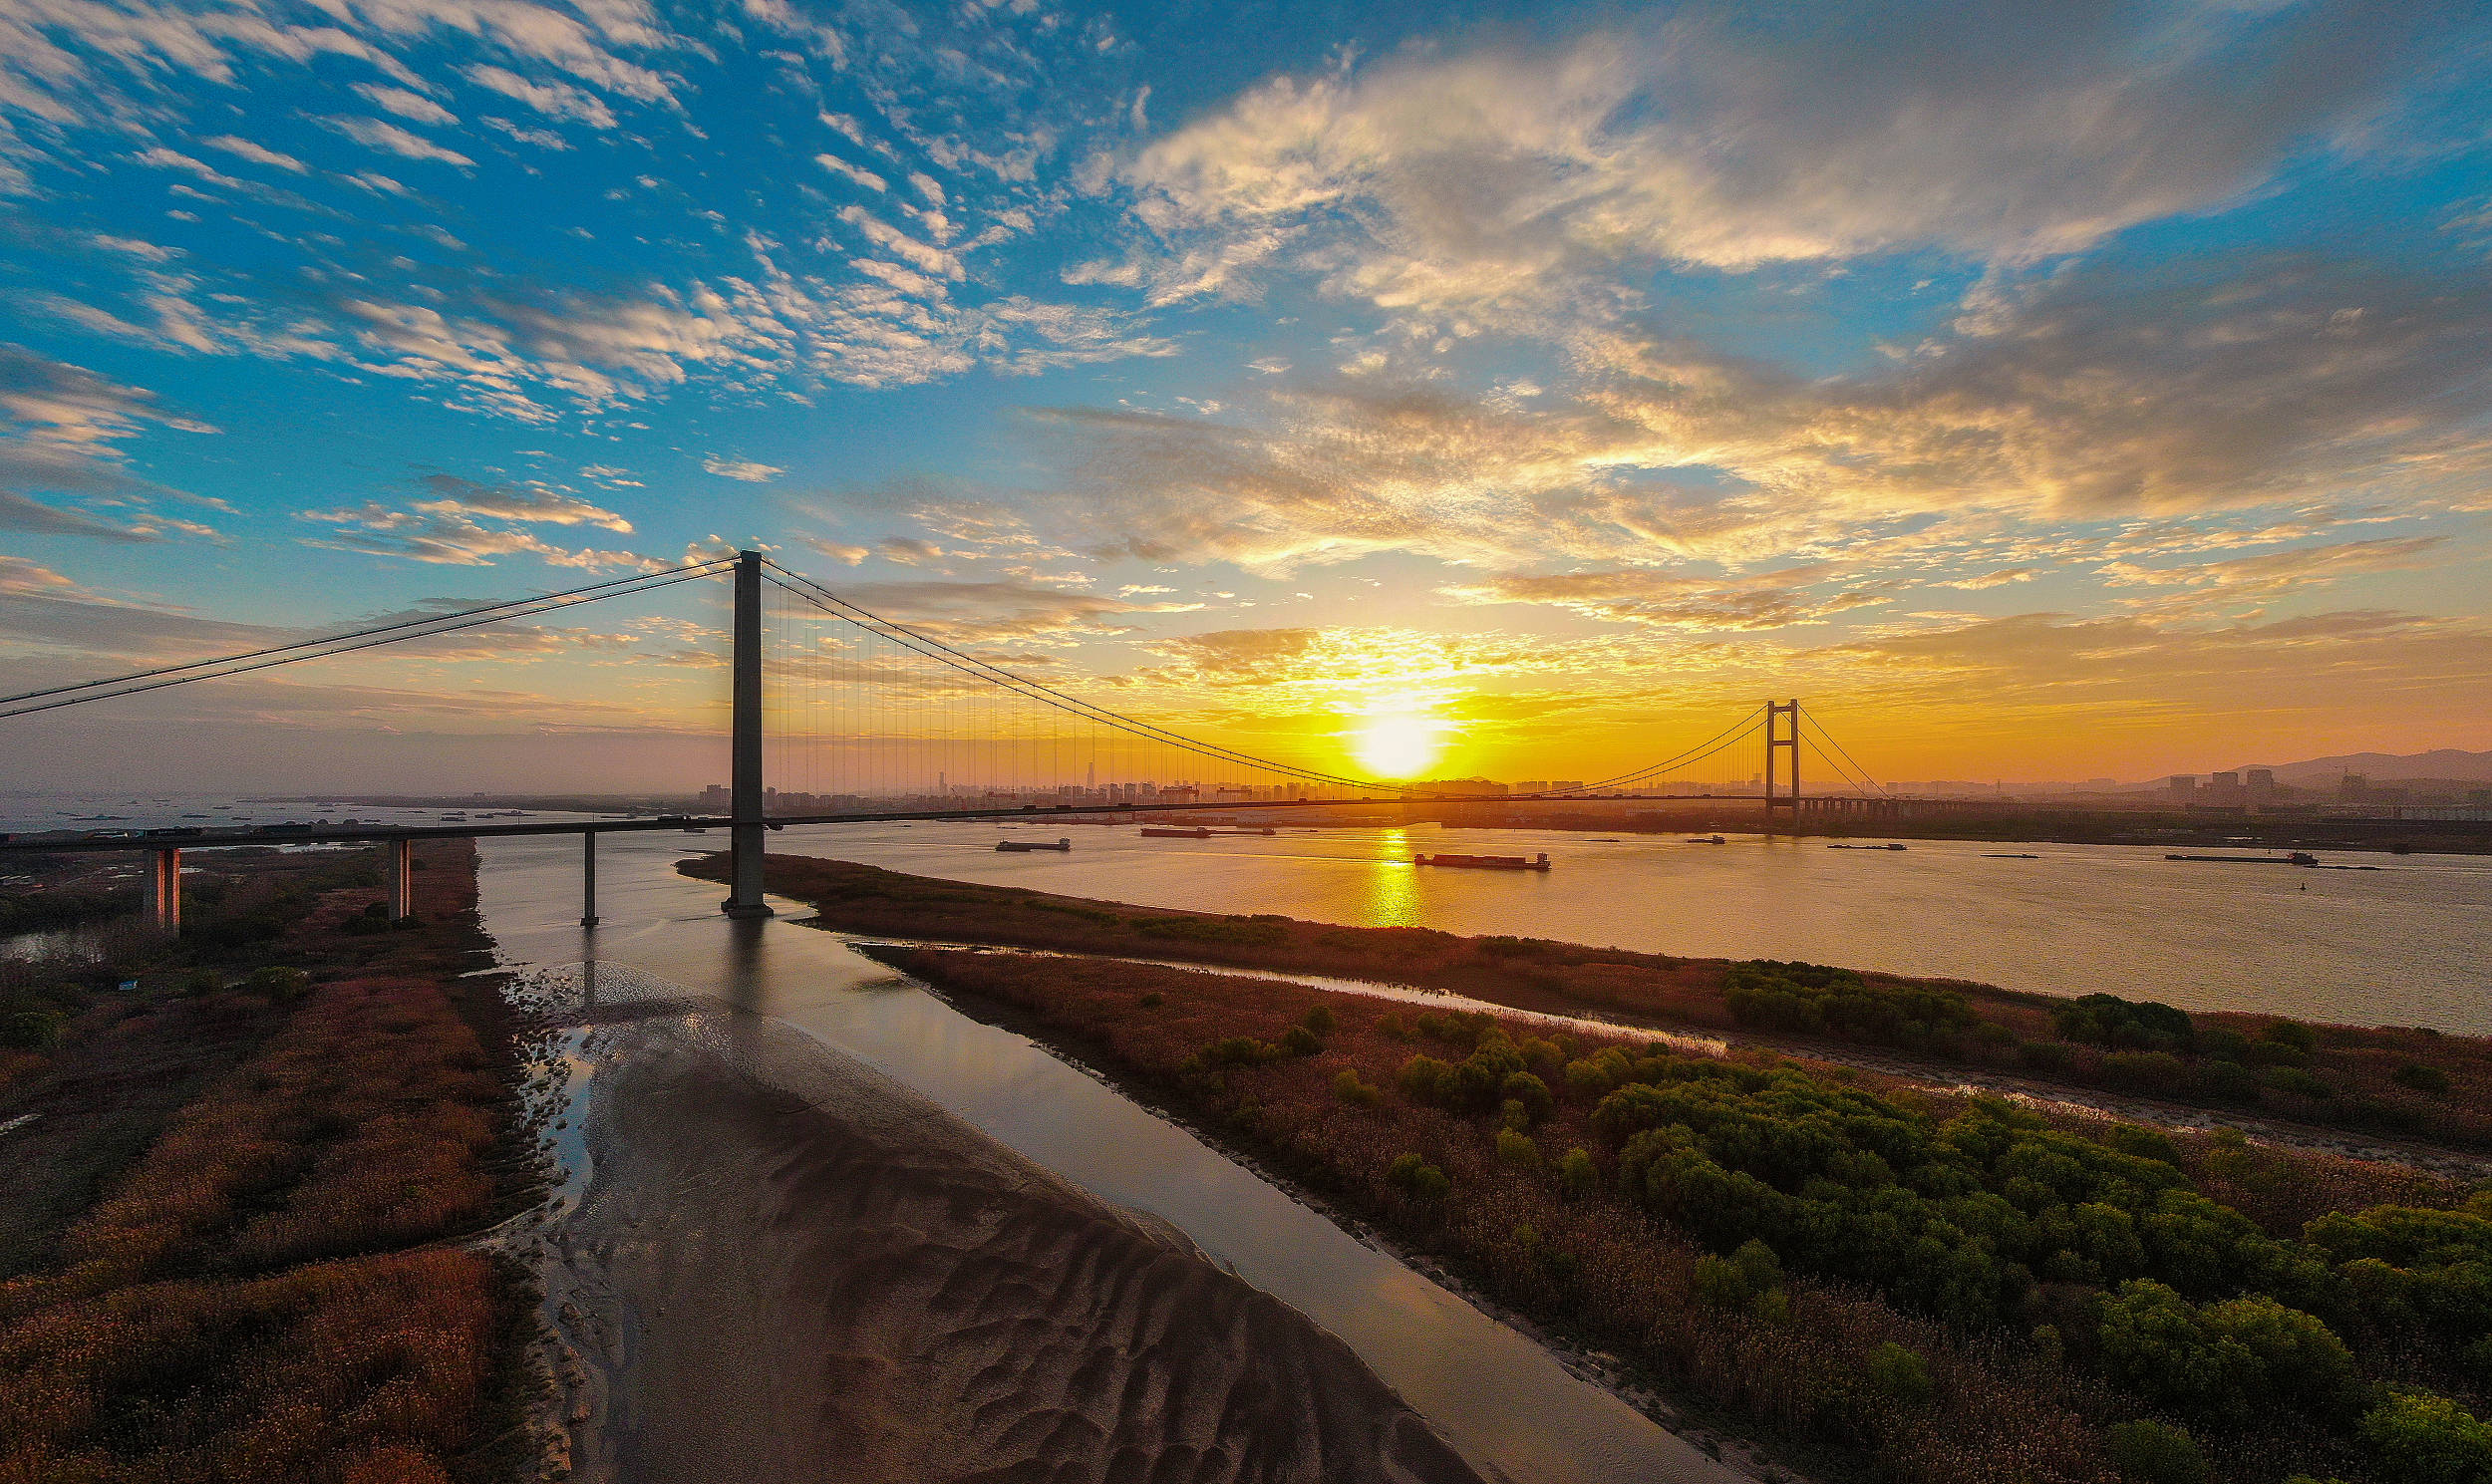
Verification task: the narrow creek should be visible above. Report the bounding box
[478,831,1748,1484]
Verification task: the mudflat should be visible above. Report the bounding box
[538,1003,1483,1484]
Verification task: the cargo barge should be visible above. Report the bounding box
[996,837,1073,852]
[1141,826,1213,839]
[1412,852,1551,871]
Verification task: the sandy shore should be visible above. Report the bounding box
[519,998,1484,1484]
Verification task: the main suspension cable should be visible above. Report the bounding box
[1,562,730,719]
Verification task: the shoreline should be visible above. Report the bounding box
[835,928,1818,1484]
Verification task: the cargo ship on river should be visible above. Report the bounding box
[1412,851,1551,871]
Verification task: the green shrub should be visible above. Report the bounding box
[2395,1063,2453,1096]
[179,968,222,997]
[1722,960,1975,1046]
[2,1008,66,1050]
[2199,1059,2263,1103]
[2265,1020,2320,1054]
[1137,991,1163,1008]
[1388,1153,1450,1200]
[1281,1025,1323,1056]
[2106,1419,2208,1484]
[1502,1071,1553,1123]
[1557,1147,1598,1198]
[1209,1036,1282,1066]
[1496,1128,1542,1169]
[2359,1391,2492,1484]
[2097,1280,2359,1425]
[1864,1341,1933,1407]
[2054,994,2195,1049]
[1299,1005,1337,1037]
[2101,1050,2191,1092]
[2247,1039,2310,1068]
[2263,1065,2334,1099]
[243,966,311,1004]
[1332,1068,1380,1108]
[2021,1039,2078,1071]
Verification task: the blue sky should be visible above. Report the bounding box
[1,0,2489,789]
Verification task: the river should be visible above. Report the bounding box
[478,829,1741,1484]
[798,820,2492,1034]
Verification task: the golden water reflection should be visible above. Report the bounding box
[1361,828,1419,926]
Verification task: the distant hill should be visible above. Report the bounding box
[2223,748,2492,785]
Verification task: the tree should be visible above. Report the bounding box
[2106,1420,2208,1484]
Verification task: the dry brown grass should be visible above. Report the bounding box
[0,840,526,1484]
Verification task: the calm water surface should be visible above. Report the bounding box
[479,831,1738,1484]
[800,821,2492,1033]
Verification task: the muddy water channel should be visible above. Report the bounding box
[479,831,1743,1484]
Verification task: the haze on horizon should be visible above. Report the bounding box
[2,0,2488,795]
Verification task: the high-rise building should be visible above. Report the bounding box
[2168,775,2198,797]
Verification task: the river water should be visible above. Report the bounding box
[799,820,2492,1034]
[478,830,1741,1484]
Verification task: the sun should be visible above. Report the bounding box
[1352,710,1444,779]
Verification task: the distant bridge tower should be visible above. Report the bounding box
[722,550,774,919]
[1763,698,1799,816]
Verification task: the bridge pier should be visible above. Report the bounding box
[386,837,414,920]
[722,549,774,919]
[148,847,181,932]
[581,830,599,928]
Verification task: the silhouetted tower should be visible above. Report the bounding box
[722,550,774,918]
[1763,699,1799,816]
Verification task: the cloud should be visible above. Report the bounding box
[826,578,1201,644]
[412,472,633,531]
[354,83,458,126]
[1441,565,1890,631]
[296,498,659,569]
[0,343,215,498]
[464,64,618,128]
[1121,0,2475,315]
[0,490,157,542]
[1584,252,2492,520]
[199,135,309,172]
[320,116,476,167]
[703,455,784,482]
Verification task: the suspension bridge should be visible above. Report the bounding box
[0,552,1893,928]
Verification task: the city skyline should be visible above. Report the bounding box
[4,0,2491,791]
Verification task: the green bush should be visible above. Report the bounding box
[2263,1065,2335,1099]
[2359,1391,2492,1484]
[179,967,222,997]
[2106,1419,2209,1484]
[1502,1070,1553,1123]
[2395,1063,2453,1096]
[2265,1020,2320,1054]
[1299,1005,1338,1037]
[243,966,311,1003]
[1332,1068,1381,1107]
[1136,991,1163,1008]
[1557,1146,1598,1198]
[2054,994,2195,1050]
[2,1008,66,1050]
[2021,1039,2078,1071]
[1864,1341,1933,1408]
[1388,1153,1450,1200]
[1722,960,1975,1047]
[1496,1128,1542,1169]
[1281,1025,1323,1056]
[2096,1280,2359,1425]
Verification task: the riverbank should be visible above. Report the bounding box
[0,839,538,1483]
[861,941,2489,1484]
[687,853,2492,1155]
[501,966,1487,1484]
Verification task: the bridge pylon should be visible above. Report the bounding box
[722,549,774,919]
[1763,698,1799,816]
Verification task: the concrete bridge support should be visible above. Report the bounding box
[386,837,414,920]
[149,847,180,932]
[722,549,774,919]
[581,830,599,928]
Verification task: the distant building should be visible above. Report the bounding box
[2340,774,2369,799]
[1413,778,1509,797]
[1550,781,1585,793]
[1514,780,1550,794]
[2168,774,2198,798]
